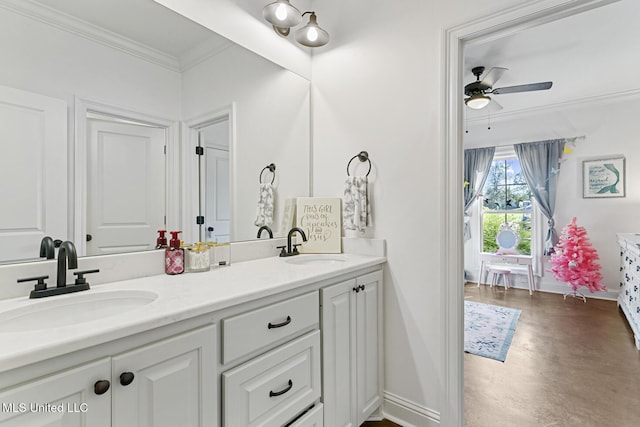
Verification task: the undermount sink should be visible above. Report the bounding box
[284,254,348,265]
[0,290,158,333]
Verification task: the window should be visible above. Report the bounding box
[480,155,533,255]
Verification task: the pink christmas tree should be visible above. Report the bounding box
[550,217,606,293]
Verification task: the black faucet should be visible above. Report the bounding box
[278,227,307,257]
[18,240,98,298]
[57,241,78,287]
[39,236,55,259]
[257,225,274,239]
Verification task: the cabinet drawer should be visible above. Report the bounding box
[286,403,324,427]
[222,291,318,364]
[222,330,321,427]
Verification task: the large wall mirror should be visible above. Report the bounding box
[0,0,310,264]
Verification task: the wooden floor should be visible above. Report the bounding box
[465,283,640,427]
[362,420,402,427]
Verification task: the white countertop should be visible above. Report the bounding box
[0,253,385,372]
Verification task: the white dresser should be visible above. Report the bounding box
[618,234,640,349]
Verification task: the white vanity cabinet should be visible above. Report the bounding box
[221,291,321,427]
[0,325,216,427]
[0,358,111,427]
[321,270,383,427]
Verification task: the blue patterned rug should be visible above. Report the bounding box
[464,301,521,362]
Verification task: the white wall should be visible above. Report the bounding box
[464,94,640,298]
[310,0,525,423]
[181,44,310,242]
[0,7,181,119]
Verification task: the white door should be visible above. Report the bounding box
[321,279,358,427]
[86,119,165,255]
[204,147,230,243]
[0,85,67,262]
[111,325,216,427]
[0,358,111,427]
[198,120,230,243]
[355,271,383,425]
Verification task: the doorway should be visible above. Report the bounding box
[197,119,231,243]
[442,1,620,425]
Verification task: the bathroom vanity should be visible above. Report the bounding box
[618,234,640,350]
[0,251,385,426]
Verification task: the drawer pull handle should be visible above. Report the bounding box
[269,379,293,397]
[268,315,292,329]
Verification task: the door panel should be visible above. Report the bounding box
[205,147,230,243]
[0,85,67,262]
[87,120,165,255]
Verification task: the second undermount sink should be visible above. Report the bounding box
[284,254,348,265]
[0,289,158,333]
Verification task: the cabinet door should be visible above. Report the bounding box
[356,271,383,425]
[112,325,217,427]
[321,278,357,427]
[0,358,111,427]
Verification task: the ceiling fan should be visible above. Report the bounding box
[464,66,553,110]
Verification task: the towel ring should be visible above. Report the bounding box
[346,151,371,177]
[259,163,276,184]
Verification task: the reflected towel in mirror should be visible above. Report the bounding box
[343,177,370,232]
[254,183,274,227]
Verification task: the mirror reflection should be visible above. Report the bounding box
[0,0,310,264]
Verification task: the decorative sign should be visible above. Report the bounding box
[295,197,342,253]
[582,156,625,198]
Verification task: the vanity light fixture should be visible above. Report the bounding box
[295,12,330,47]
[465,93,491,110]
[263,1,329,47]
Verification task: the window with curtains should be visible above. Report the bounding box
[480,154,534,255]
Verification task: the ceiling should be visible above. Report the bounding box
[463,0,639,120]
[30,0,230,62]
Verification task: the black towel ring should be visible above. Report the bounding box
[346,151,371,177]
[259,163,276,184]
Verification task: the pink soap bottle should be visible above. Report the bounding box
[165,231,184,275]
[156,229,168,249]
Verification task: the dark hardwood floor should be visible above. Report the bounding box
[362,420,402,427]
[465,283,640,427]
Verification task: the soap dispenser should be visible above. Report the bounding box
[156,229,168,249]
[165,231,184,275]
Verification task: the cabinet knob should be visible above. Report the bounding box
[359,284,365,291]
[120,372,135,386]
[353,286,359,293]
[94,380,110,395]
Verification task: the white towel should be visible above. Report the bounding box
[254,183,274,227]
[343,176,370,232]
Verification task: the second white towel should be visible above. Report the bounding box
[343,176,370,232]
[254,183,274,227]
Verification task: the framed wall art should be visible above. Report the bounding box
[582,156,625,198]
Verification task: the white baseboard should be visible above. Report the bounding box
[382,391,440,427]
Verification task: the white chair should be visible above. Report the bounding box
[488,266,511,289]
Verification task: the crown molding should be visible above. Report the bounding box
[0,0,182,71]
[467,88,640,124]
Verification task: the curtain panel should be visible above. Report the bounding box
[463,147,495,241]
[514,139,566,255]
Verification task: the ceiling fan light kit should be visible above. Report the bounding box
[464,65,553,110]
[263,1,329,47]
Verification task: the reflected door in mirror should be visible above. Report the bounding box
[87,118,166,255]
[199,120,230,243]
[0,85,67,262]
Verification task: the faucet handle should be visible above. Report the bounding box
[18,275,49,291]
[292,243,303,254]
[276,245,287,256]
[73,269,100,285]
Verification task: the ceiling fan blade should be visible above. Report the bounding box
[480,67,508,88]
[492,81,553,95]
[490,99,503,111]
